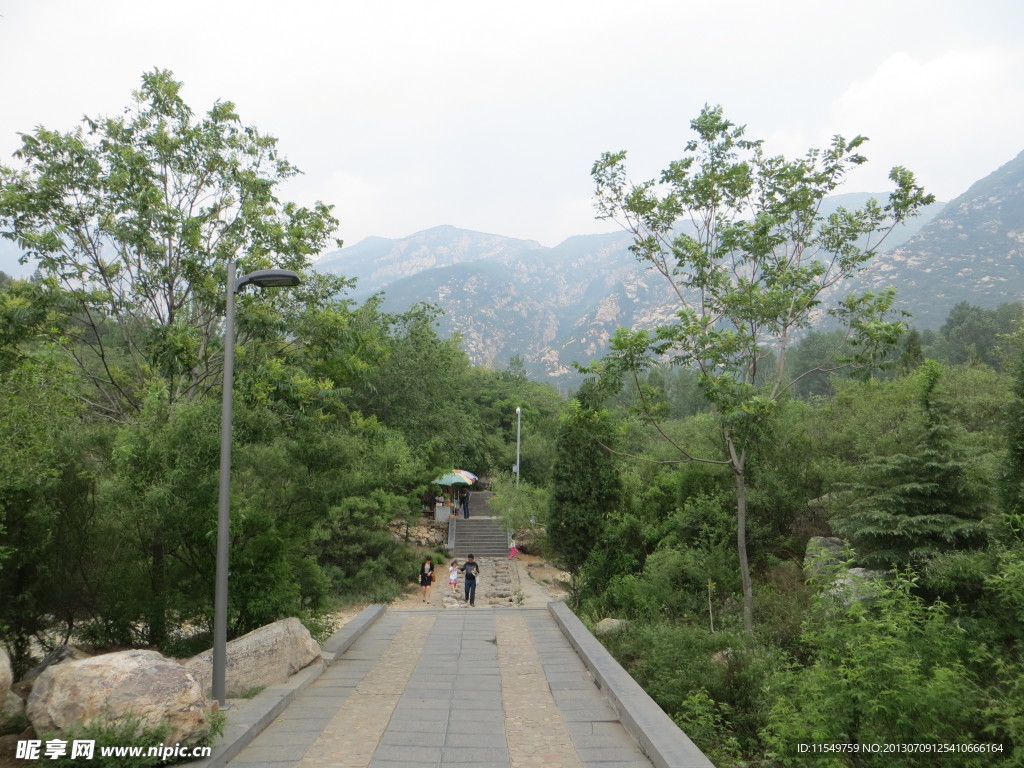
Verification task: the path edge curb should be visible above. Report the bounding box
[547,601,716,768]
[191,604,386,768]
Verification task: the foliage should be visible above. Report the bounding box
[1002,342,1024,518]
[939,301,1024,371]
[590,104,933,630]
[486,472,550,534]
[0,68,342,417]
[672,689,744,765]
[548,385,622,581]
[831,362,991,569]
[41,710,225,768]
[763,572,994,767]
[601,621,787,756]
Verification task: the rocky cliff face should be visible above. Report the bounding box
[855,150,1024,328]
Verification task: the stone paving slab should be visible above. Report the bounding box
[226,607,669,768]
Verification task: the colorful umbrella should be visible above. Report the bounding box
[432,469,477,485]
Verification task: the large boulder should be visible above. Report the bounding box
[185,617,321,697]
[594,618,628,635]
[0,648,10,701]
[513,527,544,555]
[27,650,211,745]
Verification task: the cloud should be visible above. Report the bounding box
[829,47,1024,199]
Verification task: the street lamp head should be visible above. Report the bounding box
[235,268,302,292]
[516,407,521,414]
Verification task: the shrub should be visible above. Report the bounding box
[762,572,995,766]
[41,710,224,768]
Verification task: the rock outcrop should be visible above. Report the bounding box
[185,617,321,698]
[803,536,849,581]
[0,648,10,701]
[389,519,448,547]
[27,650,211,745]
[23,645,90,683]
[594,618,628,636]
[1,691,26,734]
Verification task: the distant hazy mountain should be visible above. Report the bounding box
[314,193,950,381]
[855,149,1024,328]
[315,225,545,297]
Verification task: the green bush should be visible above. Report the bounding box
[672,688,743,766]
[41,710,224,768]
[601,622,785,751]
[762,572,995,767]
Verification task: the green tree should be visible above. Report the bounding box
[0,68,341,418]
[590,105,933,630]
[548,382,622,586]
[1002,342,1024,518]
[940,301,1023,371]
[832,361,990,569]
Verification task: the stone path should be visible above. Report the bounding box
[227,608,652,768]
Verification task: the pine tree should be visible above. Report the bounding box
[834,361,990,568]
[1001,345,1024,515]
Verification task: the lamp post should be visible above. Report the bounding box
[214,261,301,707]
[514,406,522,487]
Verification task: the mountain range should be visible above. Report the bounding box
[314,152,1024,381]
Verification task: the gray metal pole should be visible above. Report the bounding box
[515,407,521,487]
[213,261,236,707]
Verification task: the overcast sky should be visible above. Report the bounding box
[1,0,1022,259]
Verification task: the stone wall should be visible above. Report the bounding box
[389,519,449,547]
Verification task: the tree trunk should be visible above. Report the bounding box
[733,460,754,633]
[148,530,167,647]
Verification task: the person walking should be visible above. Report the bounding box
[420,556,435,602]
[448,560,460,595]
[459,486,470,518]
[460,554,481,607]
[508,537,519,559]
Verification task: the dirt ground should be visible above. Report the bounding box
[375,552,569,612]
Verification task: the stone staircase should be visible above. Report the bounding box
[451,516,508,558]
[450,491,509,558]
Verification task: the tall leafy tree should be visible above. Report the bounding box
[589,106,933,630]
[0,69,341,418]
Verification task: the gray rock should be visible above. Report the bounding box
[1,691,26,735]
[27,650,211,745]
[185,617,320,697]
[831,567,887,605]
[22,645,91,683]
[803,536,850,581]
[0,648,10,701]
[594,618,628,635]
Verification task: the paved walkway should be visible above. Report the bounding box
[227,608,653,768]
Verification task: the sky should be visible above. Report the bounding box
[1,0,1023,268]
